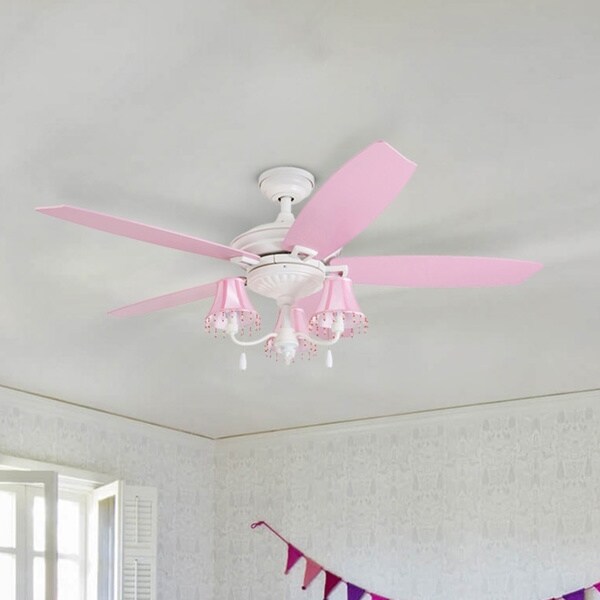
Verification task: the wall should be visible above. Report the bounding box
[215,391,600,600]
[0,386,214,600]
[3,385,599,600]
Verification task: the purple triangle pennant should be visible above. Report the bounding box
[347,582,366,600]
[284,544,303,574]
[323,571,342,598]
[563,590,586,600]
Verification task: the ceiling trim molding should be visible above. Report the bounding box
[2,381,599,441]
[0,382,215,441]
[216,386,600,441]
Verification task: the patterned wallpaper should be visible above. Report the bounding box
[215,392,600,600]
[0,386,214,600]
[3,385,599,600]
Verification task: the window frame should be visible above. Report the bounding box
[0,455,114,600]
[0,455,113,490]
[0,483,24,600]
[0,470,58,600]
[28,486,89,600]
[0,455,157,600]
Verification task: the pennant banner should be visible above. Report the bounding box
[324,571,342,598]
[250,520,600,600]
[347,583,366,600]
[285,544,303,574]
[302,558,322,590]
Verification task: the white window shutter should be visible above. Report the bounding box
[121,486,157,600]
[89,480,124,600]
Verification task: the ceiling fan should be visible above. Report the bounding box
[36,141,542,369]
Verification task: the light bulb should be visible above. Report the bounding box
[274,325,298,365]
[332,312,345,334]
[226,312,240,335]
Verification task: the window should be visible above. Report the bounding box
[0,471,58,600]
[35,488,87,600]
[0,457,157,600]
[0,485,19,599]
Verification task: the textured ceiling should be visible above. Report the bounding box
[1,0,599,437]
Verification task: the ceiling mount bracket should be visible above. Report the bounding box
[258,167,315,205]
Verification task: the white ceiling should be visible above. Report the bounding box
[2,0,599,438]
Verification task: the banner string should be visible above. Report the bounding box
[251,519,600,600]
[251,520,347,583]
[250,520,290,546]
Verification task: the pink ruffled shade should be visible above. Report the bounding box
[265,307,317,360]
[310,277,368,339]
[204,277,260,336]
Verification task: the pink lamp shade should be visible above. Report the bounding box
[204,277,260,336]
[265,307,317,360]
[310,277,368,339]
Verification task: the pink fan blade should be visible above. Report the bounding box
[109,282,218,317]
[283,141,417,258]
[331,256,543,287]
[36,205,259,261]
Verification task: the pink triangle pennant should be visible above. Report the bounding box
[323,571,342,598]
[285,544,303,574]
[371,595,391,600]
[302,558,322,590]
[563,590,586,600]
[594,583,600,592]
[347,582,366,600]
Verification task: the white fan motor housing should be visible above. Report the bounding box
[230,221,292,255]
[232,165,325,304]
[245,254,325,304]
